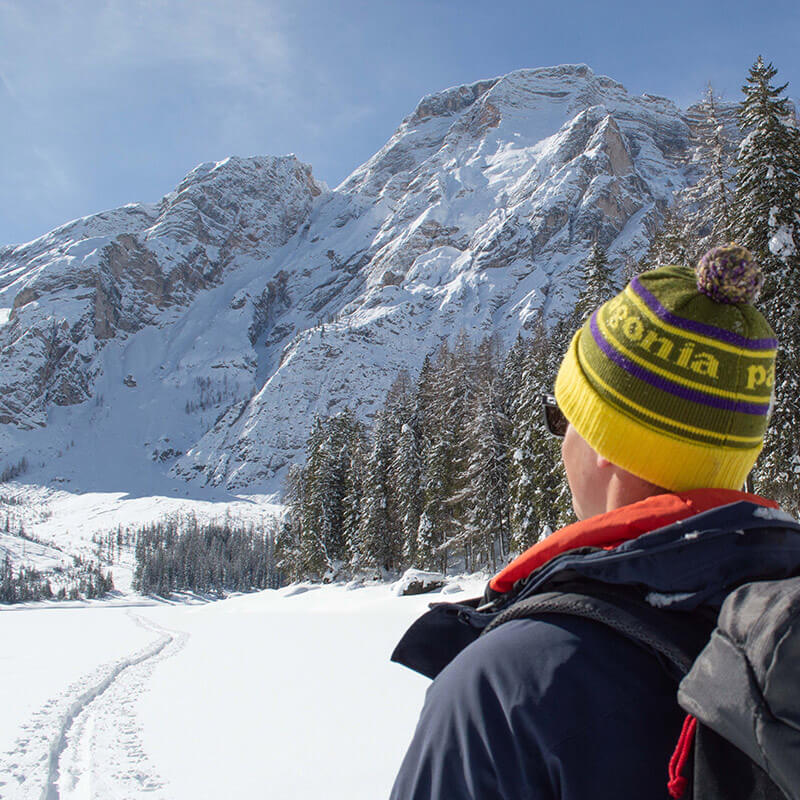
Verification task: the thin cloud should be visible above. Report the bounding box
[1,0,293,99]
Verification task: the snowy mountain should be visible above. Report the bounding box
[0,64,712,498]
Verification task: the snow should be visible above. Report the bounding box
[0,579,485,799]
[0,607,161,796]
[0,483,281,577]
[645,590,696,608]
[0,64,701,496]
[752,506,795,522]
[768,223,797,258]
[394,567,446,595]
[0,307,10,325]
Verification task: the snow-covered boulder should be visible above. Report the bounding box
[394,568,447,596]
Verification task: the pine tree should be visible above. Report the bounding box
[413,354,441,569]
[733,57,800,511]
[354,409,401,573]
[734,57,800,269]
[392,418,423,566]
[386,370,423,568]
[575,242,619,322]
[685,84,736,246]
[440,333,481,567]
[341,420,368,573]
[415,340,473,572]
[647,205,698,267]
[507,327,543,550]
[506,319,572,553]
[275,464,305,582]
[458,379,510,571]
[298,412,365,578]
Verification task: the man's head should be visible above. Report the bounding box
[554,244,776,517]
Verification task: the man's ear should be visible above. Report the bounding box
[596,453,613,469]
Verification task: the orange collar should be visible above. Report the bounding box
[490,489,779,594]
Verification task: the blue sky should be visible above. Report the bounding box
[1,0,798,246]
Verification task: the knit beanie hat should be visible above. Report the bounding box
[554,244,777,491]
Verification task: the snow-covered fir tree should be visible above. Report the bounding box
[507,318,573,553]
[506,326,545,550]
[458,379,510,571]
[684,84,736,246]
[298,410,366,578]
[441,332,479,539]
[414,350,451,571]
[732,57,800,511]
[446,335,510,571]
[275,464,305,582]
[388,372,423,566]
[734,57,800,270]
[575,242,619,322]
[392,418,423,566]
[354,408,401,573]
[340,422,368,572]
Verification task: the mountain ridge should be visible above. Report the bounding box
[0,64,725,496]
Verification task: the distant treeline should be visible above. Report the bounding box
[0,457,28,484]
[0,555,113,604]
[132,515,279,597]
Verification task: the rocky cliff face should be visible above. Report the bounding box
[0,65,714,496]
[0,156,320,430]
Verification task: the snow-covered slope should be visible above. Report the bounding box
[1,64,707,498]
[0,578,486,800]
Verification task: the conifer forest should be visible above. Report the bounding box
[276,57,800,583]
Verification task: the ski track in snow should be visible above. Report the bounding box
[0,614,188,800]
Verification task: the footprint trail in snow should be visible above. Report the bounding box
[0,614,187,800]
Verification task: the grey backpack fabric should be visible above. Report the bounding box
[678,577,800,800]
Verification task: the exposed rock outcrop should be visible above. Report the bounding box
[0,65,729,494]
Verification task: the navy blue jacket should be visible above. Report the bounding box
[390,501,800,799]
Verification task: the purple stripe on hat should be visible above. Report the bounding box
[589,312,771,416]
[630,276,777,350]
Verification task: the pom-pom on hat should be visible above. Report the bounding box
[696,243,764,305]
[555,244,777,491]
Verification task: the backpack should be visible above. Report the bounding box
[483,576,800,800]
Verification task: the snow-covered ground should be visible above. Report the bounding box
[0,578,486,799]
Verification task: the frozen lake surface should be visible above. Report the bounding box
[0,579,484,799]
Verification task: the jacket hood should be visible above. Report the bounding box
[489,489,778,594]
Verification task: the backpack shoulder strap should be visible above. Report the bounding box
[483,585,712,678]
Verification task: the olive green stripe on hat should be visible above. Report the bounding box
[555,333,763,492]
[579,332,765,449]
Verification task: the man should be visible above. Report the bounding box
[389,245,800,799]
